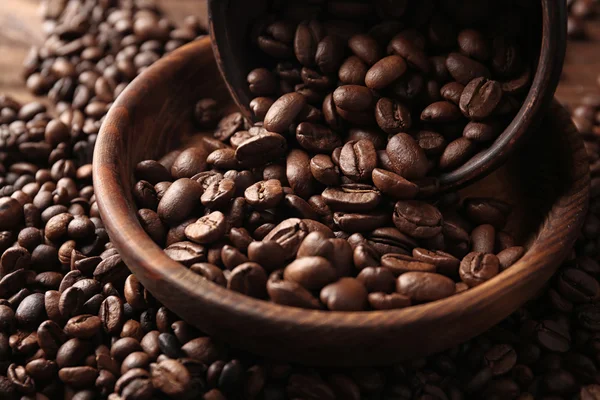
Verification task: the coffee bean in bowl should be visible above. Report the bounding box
[209,0,567,193]
[94,37,588,365]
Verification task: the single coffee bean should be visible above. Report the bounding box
[320,278,368,311]
[348,34,381,65]
[99,296,124,335]
[439,137,476,170]
[371,168,419,200]
[296,122,342,153]
[63,314,102,339]
[267,270,321,309]
[412,248,460,277]
[171,147,208,179]
[190,263,226,286]
[459,252,500,287]
[286,149,316,199]
[357,267,396,293]
[284,256,337,291]
[310,154,340,186]
[458,29,491,61]
[386,133,429,179]
[338,56,368,85]
[381,253,436,275]
[184,212,227,244]
[157,178,202,226]
[244,180,284,210]
[227,262,268,298]
[460,77,503,120]
[264,93,307,133]
[164,241,206,266]
[333,85,373,112]
[387,34,430,73]
[375,98,412,134]
[365,55,407,90]
[557,268,600,303]
[322,184,381,212]
[368,292,411,310]
[485,344,517,375]
[396,272,455,302]
[421,101,462,122]
[15,293,46,328]
[471,224,496,254]
[393,200,443,239]
[497,246,525,271]
[445,52,491,85]
[151,359,191,396]
[235,131,287,168]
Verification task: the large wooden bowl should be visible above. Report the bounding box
[93,37,589,367]
[208,0,567,193]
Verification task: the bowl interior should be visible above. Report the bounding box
[94,37,588,366]
[208,0,566,193]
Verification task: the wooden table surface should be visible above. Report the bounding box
[0,1,598,107]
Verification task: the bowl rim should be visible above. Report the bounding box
[208,0,568,193]
[93,37,589,365]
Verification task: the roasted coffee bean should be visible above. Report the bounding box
[412,248,460,277]
[99,296,124,335]
[339,56,368,85]
[375,98,412,135]
[393,200,442,239]
[320,278,368,311]
[460,252,500,287]
[382,253,436,275]
[446,52,491,85]
[334,210,389,233]
[296,122,341,153]
[227,262,267,298]
[439,137,476,170]
[247,68,277,96]
[284,256,337,291]
[497,246,525,271]
[235,131,287,168]
[333,85,373,112]
[157,178,202,226]
[558,268,600,303]
[463,198,511,229]
[368,288,414,310]
[267,270,321,309]
[164,241,206,266]
[357,267,396,293]
[460,77,503,120]
[396,271,455,302]
[371,168,419,200]
[322,184,381,212]
[184,212,227,244]
[365,55,407,90]
[64,314,102,339]
[386,133,429,179]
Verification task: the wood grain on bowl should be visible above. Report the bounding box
[93,37,589,366]
[208,0,567,194]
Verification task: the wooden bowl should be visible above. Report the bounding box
[93,37,589,367]
[208,0,567,193]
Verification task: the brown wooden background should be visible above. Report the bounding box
[0,0,598,107]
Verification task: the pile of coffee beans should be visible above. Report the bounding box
[135,103,526,310]
[24,0,205,126]
[0,0,599,398]
[241,0,537,185]
[568,0,599,40]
